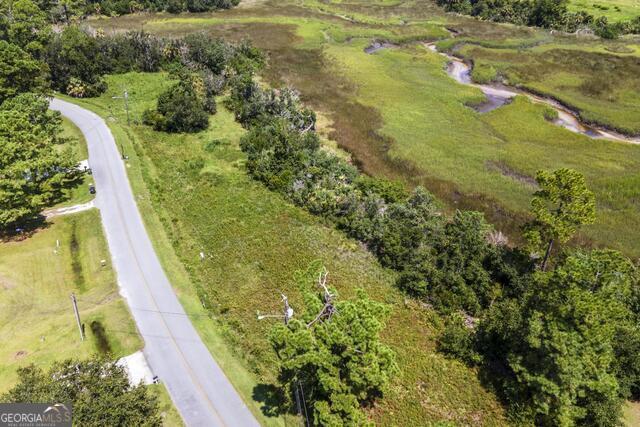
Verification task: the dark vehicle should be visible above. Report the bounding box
[89,184,96,194]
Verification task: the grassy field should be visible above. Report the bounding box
[568,0,640,22]
[65,71,509,425]
[93,1,640,258]
[456,41,640,135]
[71,1,640,422]
[0,210,140,390]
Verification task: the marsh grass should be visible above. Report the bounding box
[92,4,640,258]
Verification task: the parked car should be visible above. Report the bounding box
[89,184,96,194]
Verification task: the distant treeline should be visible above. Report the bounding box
[437,0,640,38]
[23,0,237,22]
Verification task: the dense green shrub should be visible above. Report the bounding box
[438,313,482,364]
[0,40,49,104]
[144,79,209,132]
[2,356,161,425]
[0,93,78,228]
[41,26,261,98]
[97,31,164,73]
[478,250,639,425]
[0,0,52,55]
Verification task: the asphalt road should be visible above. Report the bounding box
[51,98,259,427]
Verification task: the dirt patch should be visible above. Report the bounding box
[0,274,16,290]
[486,160,538,188]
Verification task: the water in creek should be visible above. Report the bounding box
[423,43,640,144]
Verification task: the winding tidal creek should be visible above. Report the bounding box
[364,41,639,144]
[423,43,640,144]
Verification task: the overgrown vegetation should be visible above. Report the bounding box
[90,6,640,259]
[70,71,508,425]
[4,0,640,424]
[269,264,397,425]
[0,0,236,29]
[221,46,640,423]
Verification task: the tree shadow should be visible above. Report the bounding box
[90,320,112,355]
[252,383,289,418]
[0,215,49,242]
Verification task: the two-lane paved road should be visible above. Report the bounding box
[51,98,259,427]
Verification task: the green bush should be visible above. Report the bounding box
[438,313,481,365]
[151,80,210,133]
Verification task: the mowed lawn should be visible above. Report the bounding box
[0,210,141,391]
[67,71,509,425]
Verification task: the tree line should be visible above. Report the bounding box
[437,0,640,38]
[222,62,640,425]
[1,0,236,27]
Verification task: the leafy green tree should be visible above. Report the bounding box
[0,0,52,55]
[2,356,161,426]
[529,0,569,28]
[0,41,48,104]
[438,312,481,365]
[240,118,320,191]
[0,93,77,228]
[430,210,497,313]
[372,186,441,270]
[524,168,595,271]
[269,263,397,426]
[479,250,636,426]
[50,0,88,24]
[183,33,229,74]
[45,25,106,97]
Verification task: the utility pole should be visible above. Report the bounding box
[124,90,130,126]
[70,293,84,341]
[112,90,130,126]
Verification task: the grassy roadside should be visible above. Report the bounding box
[57,79,296,426]
[0,210,141,390]
[60,71,509,425]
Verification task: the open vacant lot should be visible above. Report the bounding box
[0,210,141,390]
